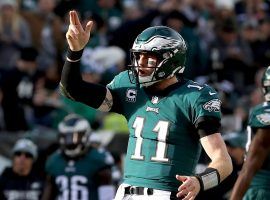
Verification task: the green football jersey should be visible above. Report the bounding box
[107,71,221,192]
[46,148,112,200]
[248,102,270,188]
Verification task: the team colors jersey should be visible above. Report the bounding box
[46,148,112,200]
[107,71,221,192]
[248,102,270,188]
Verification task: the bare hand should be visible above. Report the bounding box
[175,175,201,200]
[66,10,93,51]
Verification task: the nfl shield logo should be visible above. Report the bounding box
[151,96,159,104]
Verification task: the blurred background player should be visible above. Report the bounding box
[0,138,44,200]
[42,114,115,200]
[230,66,270,200]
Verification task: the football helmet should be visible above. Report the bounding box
[262,66,270,101]
[58,114,91,158]
[129,26,187,86]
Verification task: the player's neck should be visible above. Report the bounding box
[147,76,178,92]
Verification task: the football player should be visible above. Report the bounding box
[42,114,115,200]
[230,66,270,200]
[60,10,232,200]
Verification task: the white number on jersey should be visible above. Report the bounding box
[56,175,88,200]
[131,117,170,162]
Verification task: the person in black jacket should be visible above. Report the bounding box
[0,138,44,200]
[0,47,44,131]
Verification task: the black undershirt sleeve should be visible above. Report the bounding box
[60,49,107,109]
[195,116,221,138]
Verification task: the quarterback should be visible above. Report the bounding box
[230,67,270,200]
[60,10,232,200]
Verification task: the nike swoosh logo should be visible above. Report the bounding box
[209,92,216,95]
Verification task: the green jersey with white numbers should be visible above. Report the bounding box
[46,148,111,200]
[107,71,221,192]
[248,102,270,188]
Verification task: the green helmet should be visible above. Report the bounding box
[58,114,91,158]
[129,26,187,86]
[262,66,270,101]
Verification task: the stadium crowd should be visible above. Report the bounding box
[0,0,269,199]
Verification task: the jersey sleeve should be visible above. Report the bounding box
[106,71,131,114]
[106,72,123,91]
[192,85,222,122]
[249,106,270,129]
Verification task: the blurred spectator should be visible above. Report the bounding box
[83,12,108,48]
[18,0,38,11]
[239,18,260,82]
[0,138,44,200]
[240,19,259,46]
[80,46,126,84]
[209,17,253,92]
[53,0,79,20]
[91,46,126,85]
[122,0,143,21]
[183,0,216,52]
[161,10,207,79]
[32,63,62,128]
[0,47,44,131]
[109,3,161,57]
[251,17,270,68]
[21,0,65,70]
[0,0,32,70]
[235,0,270,23]
[42,114,115,200]
[77,0,123,31]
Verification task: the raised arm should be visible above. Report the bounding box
[230,128,270,200]
[60,11,113,112]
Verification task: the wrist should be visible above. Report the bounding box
[195,167,220,191]
[66,48,84,62]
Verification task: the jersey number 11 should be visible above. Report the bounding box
[131,116,170,162]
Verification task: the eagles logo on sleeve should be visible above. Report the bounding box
[203,99,221,112]
[256,113,270,125]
